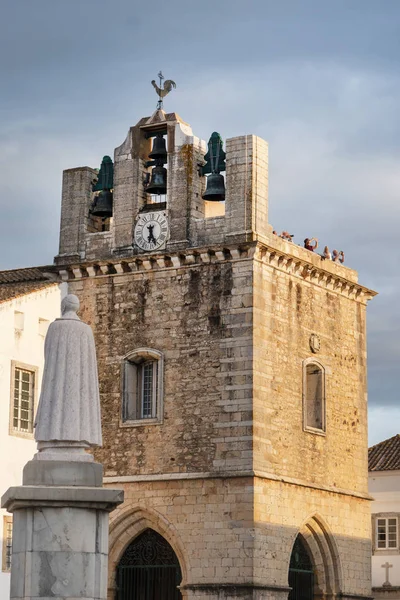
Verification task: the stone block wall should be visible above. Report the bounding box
[252,236,370,495]
[68,251,255,478]
[62,237,374,600]
[85,231,113,262]
[253,477,371,597]
[57,166,97,263]
[191,215,226,247]
[225,135,270,243]
[112,126,145,253]
[105,474,371,599]
[107,476,254,599]
[168,124,206,251]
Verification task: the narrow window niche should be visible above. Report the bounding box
[14,311,24,334]
[121,349,164,427]
[38,318,50,337]
[303,358,326,435]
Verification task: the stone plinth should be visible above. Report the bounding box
[2,462,123,600]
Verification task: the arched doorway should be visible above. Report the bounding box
[288,535,314,600]
[116,528,182,600]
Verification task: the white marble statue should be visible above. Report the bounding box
[34,294,102,461]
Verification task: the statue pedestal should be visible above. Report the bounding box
[1,461,124,600]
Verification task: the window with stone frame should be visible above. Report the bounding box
[2,515,12,572]
[376,517,398,550]
[122,349,163,425]
[10,362,38,436]
[303,359,326,433]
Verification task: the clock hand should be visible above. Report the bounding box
[147,224,157,245]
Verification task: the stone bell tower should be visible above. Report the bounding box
[56,107,269,265]
[53,91,375,600]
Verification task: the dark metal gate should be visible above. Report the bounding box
[116,529,182,600]
[288,536,314,600]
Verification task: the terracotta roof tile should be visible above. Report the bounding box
[0,280,58,304]
[0,267,50,284]
[0,267,58,304]
[369,434,400,471]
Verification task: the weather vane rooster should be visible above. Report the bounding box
[151,71,176,109]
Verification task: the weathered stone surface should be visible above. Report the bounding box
[56,166,97,264]
[2,485,124,511]
[2,485,123,600]
[23,459,103,487]
[10,507,108,599]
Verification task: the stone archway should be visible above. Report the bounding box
[108,505,188,600]
[288,514,343,600]
[116,528,182,600]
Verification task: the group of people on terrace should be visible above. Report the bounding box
[272,230,345,264]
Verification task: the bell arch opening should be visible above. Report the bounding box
[116,528,182,600]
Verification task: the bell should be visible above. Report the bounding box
[202,172,225,201]
[146,165,167,195]
[89,190,113,218]
[149,133,167,161]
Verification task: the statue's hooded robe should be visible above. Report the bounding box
[34,316,102,446]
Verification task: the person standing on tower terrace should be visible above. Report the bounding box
[304,237,318,251]
[280,231,294,241]
[332,249,345,263]
[322,246,331,260]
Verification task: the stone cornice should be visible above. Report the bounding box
[254,242,377,304]
[181,583,291,593]
[56,244,251,281]
[54,240,376,304]
[103,468,372,501]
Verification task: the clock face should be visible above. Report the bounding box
[134,212,169,251]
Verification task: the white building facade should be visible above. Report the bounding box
[0,269,62,597]
[369,434,400,600]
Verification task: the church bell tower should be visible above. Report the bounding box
[54,77,375,600]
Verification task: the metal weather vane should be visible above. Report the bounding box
[151,71,176,109]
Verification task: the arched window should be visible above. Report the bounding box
[303,359,325,433]
[122,349,163,425]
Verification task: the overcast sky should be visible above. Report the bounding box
[0,0,398,446]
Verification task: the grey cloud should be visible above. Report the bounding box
[368,406,400,446]
[0,0,399,441]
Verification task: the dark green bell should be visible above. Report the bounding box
[146,166,167,195]
[202,173,225,201]
[149,133,167,161]
[90,190,113,218]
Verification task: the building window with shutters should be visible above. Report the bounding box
[2,516,12,572]
[303,359,326,434]
[376,517,398,550]
[9,362,38,438]
[121,349,163,426]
